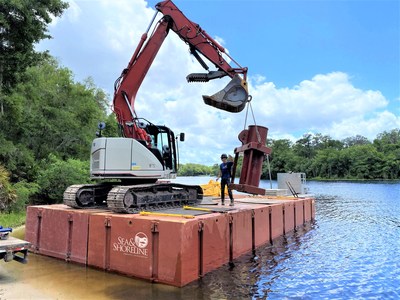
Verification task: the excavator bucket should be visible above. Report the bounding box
[203,75,249,113]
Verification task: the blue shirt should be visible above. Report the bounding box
[220,161,233,179]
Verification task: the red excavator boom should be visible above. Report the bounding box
[113,0,249,142]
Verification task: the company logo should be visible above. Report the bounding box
[131,162,141,170]
[112,232,149,257]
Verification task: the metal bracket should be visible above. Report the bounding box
[151,222,159,233]
[5,250,13,262]
[228,214,234,224]
[104,218,111,228]
[198,221,204,232]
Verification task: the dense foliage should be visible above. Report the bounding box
[0,1,111,212]
[265,130,400,180]
[179,130,400,181]
[178,158,243,178]
[0,0,68,92]
[0,164,16,211]
[0,58,110,211]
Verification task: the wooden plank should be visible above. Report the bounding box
[0,236,30,251]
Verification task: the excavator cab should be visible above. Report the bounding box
[202,75,249,113]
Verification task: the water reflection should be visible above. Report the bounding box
[182,223,317,300]
[2,253,189,300]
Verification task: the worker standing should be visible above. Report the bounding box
[216,154,234,206]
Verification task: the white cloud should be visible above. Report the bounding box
[50,0,81,26]
[328,111,400,139]
[248,72,392,140]
[98,0,154,53]
[40,0,398,166]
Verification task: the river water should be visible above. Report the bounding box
[1,178,399,299]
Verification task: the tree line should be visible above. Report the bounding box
[178,130,400,181]
[0,1,399,213]
[264,131,400,180]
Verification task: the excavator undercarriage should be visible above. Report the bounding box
[64,182,203,214]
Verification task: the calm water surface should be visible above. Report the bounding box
[1,177,399,299]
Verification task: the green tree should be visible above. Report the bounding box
[178,163,212,176]
[0,58,109,170]
[0,164,16,211]
[0,136,38,182]
[293,134,314,159]
[258,130,400,180]
[313,134,343,150]
[102,113,120,138]
[311,148,342,178]
[10,180,39,212]
[373,129,400,153]
[342,144,385,179]
[372,129,400,179]
[36,155,91,204]
[342,135,371,147]
[0,0,69,92]
[267,139,298,179]
[211,164,220,177]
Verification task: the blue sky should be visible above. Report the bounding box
[38,0,399,165]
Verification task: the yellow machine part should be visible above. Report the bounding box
[200,180,229,197]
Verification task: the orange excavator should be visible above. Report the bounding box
[64,0,250,213]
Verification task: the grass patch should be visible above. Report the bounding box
[0,211,26,228]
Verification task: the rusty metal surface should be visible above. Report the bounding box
[152,207,209,216]
[25,205,107,264]
[35,208,71,260]
[253,206,270,247]
[231,125,271,195]
[156,219,199,286]
[87,213,108,270]
[229,183,266,195]
[283,202,295,234]
[294,201,304,228]
[108,216,154,280]
[304,198,312,222]
[197,214,230,275]
[24,198,314,287]
[270,205,284,240]
[230,210,253,259]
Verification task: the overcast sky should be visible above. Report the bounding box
[37,0,400,166]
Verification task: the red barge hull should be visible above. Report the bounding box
[25,196,315,287]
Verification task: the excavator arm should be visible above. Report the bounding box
[156,1,247,82]
[113,0,249,141]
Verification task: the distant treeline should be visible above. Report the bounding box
[178,130,400,181]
